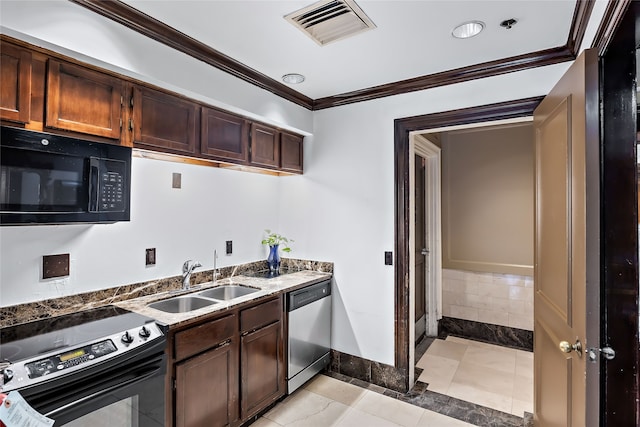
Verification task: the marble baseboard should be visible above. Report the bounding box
[328,349,408,393]
[438,316,533,352]
[0,258,333,328]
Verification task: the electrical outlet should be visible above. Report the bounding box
[43,254,70,279]
[146,248,156,266]
[226,241,233,255]
[384,251,393,266]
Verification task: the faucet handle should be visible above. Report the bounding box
[182,260,192,273]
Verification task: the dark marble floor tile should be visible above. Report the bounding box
[415,367,424,378]
[410,380,429,394]
[523,412,533,427]
[383,389,402,399]
[349,378,374,390]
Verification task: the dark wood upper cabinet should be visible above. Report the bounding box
[132,86,199,155]
[250,123,280,168]
[201,107,249,163]
[46,60,123,139]
[280,132,304,173]
[0,42,32,124]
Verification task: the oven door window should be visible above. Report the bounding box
[63,396,139,427]
[0,147,88,213]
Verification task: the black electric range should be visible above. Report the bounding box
[0,305,165,393]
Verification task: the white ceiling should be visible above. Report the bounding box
[121,0,577,100]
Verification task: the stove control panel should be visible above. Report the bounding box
[1,321,163,391]
[25,340,117,379]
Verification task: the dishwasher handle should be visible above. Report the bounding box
[287,280,331,312]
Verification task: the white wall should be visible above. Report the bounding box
[0,0,608,365]
[0,157,282,306]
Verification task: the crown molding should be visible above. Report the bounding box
[70,0,594,111]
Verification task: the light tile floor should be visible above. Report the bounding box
[256,374,475,427]
[416,336,533,417]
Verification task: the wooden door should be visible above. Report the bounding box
[414,154,426,342]
[240,321,284,419]
[250,123,280,168]
[132,86,198,155]
[201,107,249,162]
[0,41,31,124]
[46,60,123,139]
[533,49,598,426]
[175,341,239,427]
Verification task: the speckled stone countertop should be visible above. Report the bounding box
[0,258,332,328]
[115,270,332,328]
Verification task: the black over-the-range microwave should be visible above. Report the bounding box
[0,126,132,225]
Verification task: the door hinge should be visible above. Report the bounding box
[173,378,177,390]
[120,95,123,106]
[588,346,616,362]
[119,118,122,129]
[129,118,134,132]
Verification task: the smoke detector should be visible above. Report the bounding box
[285,0,376,46]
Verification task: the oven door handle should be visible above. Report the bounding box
[43,365,159,418]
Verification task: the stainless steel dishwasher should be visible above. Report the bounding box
[286,279,332,394]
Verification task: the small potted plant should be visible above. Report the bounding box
[261,229,293,273]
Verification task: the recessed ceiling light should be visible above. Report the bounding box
[282,73,305,84]
[452,21,485,39]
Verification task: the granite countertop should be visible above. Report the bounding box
[115,270,332,328]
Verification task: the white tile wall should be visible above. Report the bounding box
[442,269,534,331]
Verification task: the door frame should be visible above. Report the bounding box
[394,97,543,390]
[409,134,442,342]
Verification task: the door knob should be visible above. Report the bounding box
[559,339,582,356]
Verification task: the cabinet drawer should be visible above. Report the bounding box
[174,314,236,361]
[240,298,281,333]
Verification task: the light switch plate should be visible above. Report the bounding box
[384,251,393,266]
[146,248,156,266]
[172,173,181,189]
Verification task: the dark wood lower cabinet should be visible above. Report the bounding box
[170,296,284,427]
[240,321,284,420]
[175,340,239,427]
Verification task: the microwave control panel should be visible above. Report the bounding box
[99,159,126,212]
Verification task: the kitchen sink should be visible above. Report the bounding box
[147,295,218,313]
[197,285,259,300]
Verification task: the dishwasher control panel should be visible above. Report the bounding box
[287,280,331,311]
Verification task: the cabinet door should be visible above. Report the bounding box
[250,123,280,168]
[241,321,284,419]
[175,340,239,427]
[0,42,31,124]
[280,132,304,173]
[132,86,198,155]
[201,107,249,162]
[46,60,123,139]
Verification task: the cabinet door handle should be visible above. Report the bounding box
[129,118,134,132]
[216,338,232,348]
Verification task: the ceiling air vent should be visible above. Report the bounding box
[285,0,376,46]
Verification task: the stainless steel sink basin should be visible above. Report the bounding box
[197,285,259,300]
[147,295,217,313]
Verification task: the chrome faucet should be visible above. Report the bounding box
[182,260,202,290]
